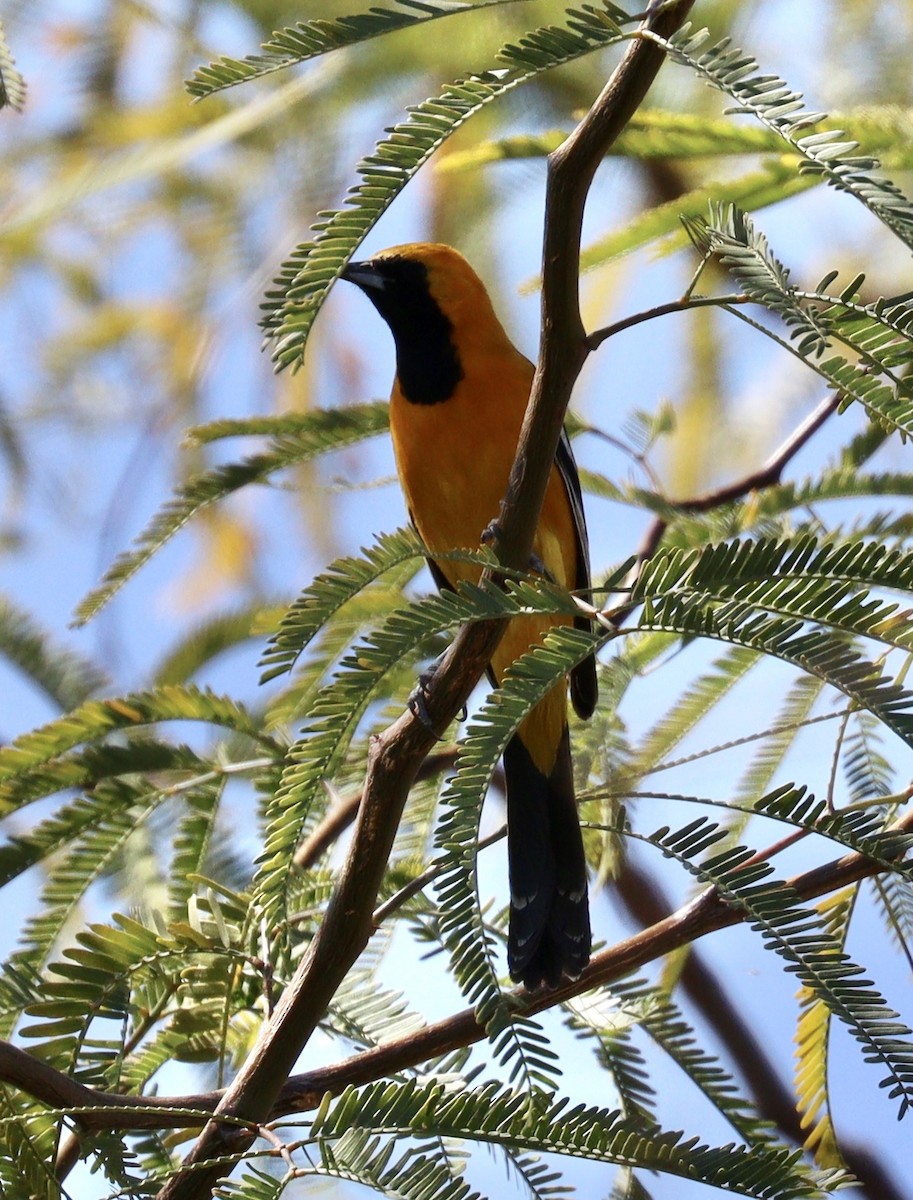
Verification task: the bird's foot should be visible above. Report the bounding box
[480,518,502,549]
[481,520,553,582]
[408,656,467,733]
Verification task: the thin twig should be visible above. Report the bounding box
[674,389,845,512]
[585,292,752,351]
[372,826,505,926]
[610,388,845,628]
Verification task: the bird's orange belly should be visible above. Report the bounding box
[390,383,577,776]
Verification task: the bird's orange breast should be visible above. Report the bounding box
[389,355,578,775]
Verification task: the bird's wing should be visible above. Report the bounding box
[556,429,598,720]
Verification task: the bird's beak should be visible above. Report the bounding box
[340,260,386,293]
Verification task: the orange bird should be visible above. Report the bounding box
[342,243,596,988]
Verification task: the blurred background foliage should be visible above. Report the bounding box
[2,0,911,637]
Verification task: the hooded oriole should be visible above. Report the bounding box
[342,243,596,988]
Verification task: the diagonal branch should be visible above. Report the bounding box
[4,803,911,1136]
[669,387,844,512]
[617,387,845,619]
[613,857,909,1200]
[585,292,753,351]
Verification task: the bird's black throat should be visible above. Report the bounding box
[342,256,463,405]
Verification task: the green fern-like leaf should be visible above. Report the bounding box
[720,468,913,542]
[0,1092,58,1200]
[646,818,913,1116]
[0,740,207,813]
[20,907,263,1090]
[9,787,167,979]
[633,537,913,748]
[0,767,191,889]
[721,673,823,851]
[659,26,913,248]
[610,979,778,1147]
[629,645,760,778]
[873,870,913,984]
[565,991,658,1131]
[183,401,390,446]
[794,888,856,1170]
[186,0,524,98]
[842,710,895,803]
[168,781,225,918]
[619,780,913,878]
[254,577,586,934]
[588,160,812,272]
[153,603,288,685]
[74,405,390,625]
[328,968,424,1049]
[215,1167,290,1200]
[0,595,106,710]
[503,1144,579,1199]
[260,7,628,369]
[0,19,25,112]
[442,108,784,172]
[260,525,425,681]
[308,1131,479,1200]
[689,203,829,349]
[607,1168,655,1200]
[0,686,276,803]
[445,105,913,174]
[302,1077,847,1195]
[428,620,609,1091]
[692,205,913,438]
[811,282,913,378]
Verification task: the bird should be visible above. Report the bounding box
[341,242,596,988]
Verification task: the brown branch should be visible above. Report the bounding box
[671,388,844,512]
[611,387,845,626]
[613,858,910,1200]
[293,748,459,870]
[154,8,699,1198]
[585,292,752,352]
[6,805,911,1142]
[0,1040,218,1128]
[498,1,697,573]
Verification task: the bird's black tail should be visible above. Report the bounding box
[504,727,591,988]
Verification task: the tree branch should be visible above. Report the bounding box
[612,857,909,1200]
[585,292,752,351]
[497,0,697,573]
[670,388,844,512]
[611,386,845,626]
[6,804,910,1141]
[293,748,459,870]
[153,6,699,1198]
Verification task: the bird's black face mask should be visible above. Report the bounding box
[342,257,464,405]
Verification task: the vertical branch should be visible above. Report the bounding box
[497,0,697,571]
